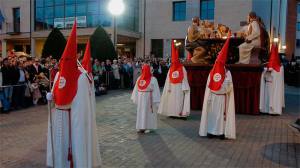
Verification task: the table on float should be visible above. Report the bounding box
[185,63,263,115]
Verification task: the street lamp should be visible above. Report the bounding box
[282,45,286,50]
[273,37,279,43]
[108,0,125,50]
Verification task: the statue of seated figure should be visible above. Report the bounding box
[185,17,211,64]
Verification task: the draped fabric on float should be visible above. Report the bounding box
[186,66,262,115]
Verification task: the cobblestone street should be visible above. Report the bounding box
[0,88,299,168]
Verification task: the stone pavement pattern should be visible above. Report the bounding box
[0,89,299,168]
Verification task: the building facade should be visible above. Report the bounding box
[0,0,298,60]
[139,0,297,60]
[0,0,140,58]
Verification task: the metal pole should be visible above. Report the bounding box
[270,0,273,39]
[113,16,117,50]
[29,0,32,56]
[278,0,282,38]
[48,67,55,167]
[143,0,146,59]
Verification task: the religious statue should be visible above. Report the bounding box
[238,12,261,64]
[185,17,211,64]
[216,24,230,38]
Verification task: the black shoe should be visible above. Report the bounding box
[2,110,10,114]
[219,135,226,140]
[137,130,145,134]
[207,133,215,139]
[181,117,188,121]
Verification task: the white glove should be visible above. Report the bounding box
[264,67,273,72]
[46,92,53,101]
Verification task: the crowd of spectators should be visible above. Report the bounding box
[0,55,57,113]
[0,53,170,114]
[91,56,169,95]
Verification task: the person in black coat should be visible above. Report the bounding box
[27,58,42,82]
[11,61,27,109]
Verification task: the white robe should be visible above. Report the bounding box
[131,77,161,130]
[238,20,261,64]
[259,66,285,115]
[199,71,236,139]
[46,71,101,168]
[158,67,190,117]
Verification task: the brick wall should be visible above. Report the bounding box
[285,0,298,60]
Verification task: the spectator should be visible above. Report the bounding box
[28,58,42,82]
[105,59,112,71]
[111,59,120,89]
[105,59,114,89]
[122,59,131,89]
[0,59,11,113]
[12,61,27,109]
[133,60,142,84]
[1,58,12,112]
[31,76,42,105]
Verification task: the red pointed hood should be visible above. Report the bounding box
[267,43,281,72]
[208,33,231,91]
[82,40,92,74]
[53,21,80,108]
[187,52,192,61]
[137,64,152,90]
[169,40,184,84]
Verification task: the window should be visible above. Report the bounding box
[76,3,87,16]
[100,14,111,27]
[34,0,139,31]
[151,39,164,58]
[45,18,54,29]
[297,39,300,48]
[173,1,186,21]
[36,0,44,8]
[13,8,20,32]
[55,6,64,18]
[36,7,44,21]
[65,5,75,17]
[298,3,300,13]
[45,0,54,7]
[87,15,100,27]
[55,0,64,5]
[87,1,99,15]
[297,22,300,31]
[200,0,214,20]
[65,0,75,5]
[45,6,54,19]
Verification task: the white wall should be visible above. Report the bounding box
[0,0,30,33]
[143,0,189,58]
[215,0,252,32]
